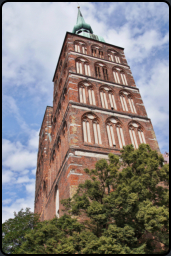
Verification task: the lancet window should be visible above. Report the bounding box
[106,118,125,148]
[76,58,91,76]
[100,86,117,110]
[95,62,108,81]
[78,82,96,106]
[82,113,102,145]
[74,41,87,54]
[91,45,104,59]
[108,49,121,64]
[120,91,136,113]
[113,67,128,85]
[129,122,146,149]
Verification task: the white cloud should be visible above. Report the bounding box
[2,199,12,205]
[2,197,34,223]
[2,2,169,224]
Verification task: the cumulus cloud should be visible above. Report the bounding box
[2,2,168,223]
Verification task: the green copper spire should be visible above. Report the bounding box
[72,6,105,42]
[72,6,93,34]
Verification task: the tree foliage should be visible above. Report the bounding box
[2,144,169,254]
[2,208,40,254]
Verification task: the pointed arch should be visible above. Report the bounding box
[128,121,146,148]
[106,117,125,148]
[82,112,102,145]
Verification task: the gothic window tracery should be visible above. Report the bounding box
[74,40,87,54]
[79,82,96,106]
[91,45,104,59]
[120,91,136,113]
[129,122,146,149]
[108,49,121,64]
[82,113,102,145]
[106,118,125,148]
[100,86,117,110]
[76,58,91,76]
[113,67,128,85]
[95,62,108,81]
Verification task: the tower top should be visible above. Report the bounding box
[72,6,105,42]
[72,6,93,35]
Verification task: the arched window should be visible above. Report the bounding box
[79,85,86,104]
[88,87,96,105]
[129,122,146,149]
[74,40,87,54]
[82,113,102,145]
[108,49,121,63]
[113,67,128,85]
[76,58,91,76]
[106,118,125,148]
[100,86,117,110]
[95,63,108,81]
[120,91,136,113]
[91,45,104,59]
[78,82,96,106]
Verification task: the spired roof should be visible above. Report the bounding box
[72,6,105,43]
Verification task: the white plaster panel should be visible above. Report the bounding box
[75,151,109,159]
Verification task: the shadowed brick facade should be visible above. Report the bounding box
[34,8,160,221]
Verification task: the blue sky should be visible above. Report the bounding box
[2,2,169,223]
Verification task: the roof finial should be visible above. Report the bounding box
[77,2,80,8]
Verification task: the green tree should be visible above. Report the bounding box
[2,208,40,254]
[3,144,169,254]
[62,144,169,254]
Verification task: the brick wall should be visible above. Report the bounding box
[34,32,160,220]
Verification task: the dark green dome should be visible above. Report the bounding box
[72,22,93,34]
[72,7,93,35]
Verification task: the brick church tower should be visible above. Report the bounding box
[34,7,160,221]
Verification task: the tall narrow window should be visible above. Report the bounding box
[84,63,91,76]
[103,68,108,81]
[82,46,87,54]
[79,87,86,103]
[95,66,101,78]
[109,92,117,110]
[75,44,80,52]
[113,71,120,84]
[100,91,108,109]
[120,95,128,111]
[129,127,138,149]
[76,62,82,74]
[83,119,91,143]
[92,49,97,57]
[99,51,103,59]
[88,88,96,105]
[56,186,59,218]
[116,125,125,148]
[115,56,120,63]
[138,129,146,144]
[121,73,128,85]
[107,124,116,147]
[93,122,102,144]
[128,97,136,113]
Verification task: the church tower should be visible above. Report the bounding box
[34,7,160,221]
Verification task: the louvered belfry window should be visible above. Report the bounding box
[95,66,101,78]
[92,48,97,57]
[103,68,108,81]
[99,51,103,59]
